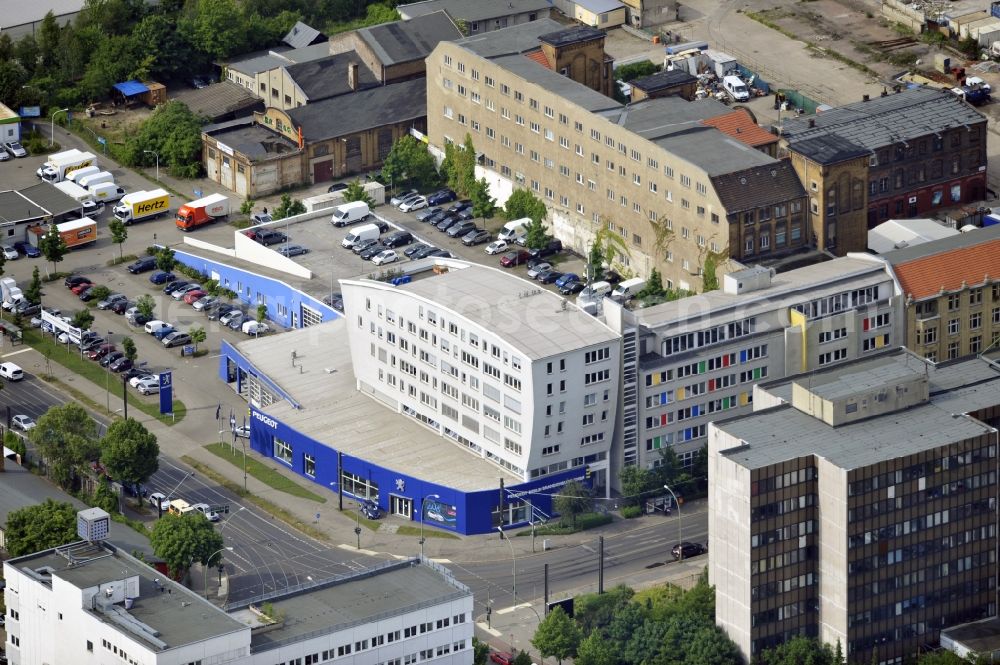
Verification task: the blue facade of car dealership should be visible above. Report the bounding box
[219,339,585,535]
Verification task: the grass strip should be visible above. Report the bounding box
[340,508,382,531]
[26,328,186,424]
[395,525,460,540]
[204,442,326,503]
[181,454,332,542]
[515,512,612,536]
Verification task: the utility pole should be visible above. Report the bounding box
[598,536,605,594]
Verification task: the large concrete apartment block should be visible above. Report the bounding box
[709,349,1000,665]
[600,255,903,472]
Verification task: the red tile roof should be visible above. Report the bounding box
[701,110,778,148]
[893,238,1000,300]
[524,49,551,69]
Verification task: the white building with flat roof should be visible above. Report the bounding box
[340,259,622,493]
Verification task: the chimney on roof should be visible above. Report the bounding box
[863,94,870,102]
[348,62,359,92]
[808,118,815,128]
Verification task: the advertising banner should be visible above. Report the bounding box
[158,371,173,414]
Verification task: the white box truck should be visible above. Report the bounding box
[342,222,380,248]
[1,277,23,310]
[37,151,98,182]
[113,189,170,225]
[498,217,531,242]
[89,182,126,203]
[331,201,370,227]
[52,180,96,205]
[78,171,115,190]
[65,165,100,186]
[35,149,82,179]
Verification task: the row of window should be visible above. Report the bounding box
[644,424,708,451]
[276,639,469,665]
[848,445,997,495]
[751,467,818,496]
[848,512,995,573]
[657,319,757,358]
[644,366,768,410]
[848,549,996,603]
[849,577,994,627]
[752,519,817,548]
[752,572,817,602]
[644,392,752,431]
[849,603,994,655]
[791,286,881,321]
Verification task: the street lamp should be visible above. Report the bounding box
[419,493,440,559]
[663,484,682,562]
[143,150,160,182]
[105,330,113,411]
[50,108,68,147]
[497,526,516,607]
[204,546,234,598]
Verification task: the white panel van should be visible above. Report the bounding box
[331,201,371,227]
[498,217,531,242]
[342,223,380,248]
[723,75,750,102]
[611,277,647,302]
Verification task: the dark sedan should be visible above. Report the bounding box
[352,238,380,255]
[110,356,134,373]
[404,243,428,257]
[427,188,457,206]
[163,280,189,295]
[100,351,125,368]
[436,216,462,232]
[14,242,40,258]
[207,304,235,321]
[79,286,99,301]
[499,250,530,267]
[672,542,707,559]
[65,275,91,288]
[358,244,384,260]
[415,207,442,222]
[410,245,439,260]
[446,221,476,238]
[537,269,564,284]
[149,271,175,284]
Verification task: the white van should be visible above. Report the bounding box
[89,182,126,203]
[66,165,100,186]
[331,201,371,227]
[144,320,171,335]
[78,171,115,190]
[611,277,647,302]
[498,217,531,242]
[342,222,380,248]
[0,362,24,381]
[577,281,612,302]
[723,75,750,102]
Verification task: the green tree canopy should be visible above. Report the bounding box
[573,585,635,634]
[135,294,155,319]
[121,336,137,362]
[636,268,667,303]
[71,308,94,330]
[29,402,100,488]
[189,325,207,350]
[758,636,837,665]
[272,193,305,220]
[532,606,581,665]
[24,266,43,304]
[342,179,374,207]
[575,631,616,665]
[150,512,225,577]
[39,223,68,274]
[381,135,439,190]
[109,218,127,258]
[618,466,656,506]
[122,101,206,178]
[156,247,176,272]
[523,218,550,250]
[5,499,78,556]
[504,189,547,224]
[553,480,592,527]
[469,177,496,223]
[101,417,159,498]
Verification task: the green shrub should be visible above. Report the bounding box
[621,505,643,519]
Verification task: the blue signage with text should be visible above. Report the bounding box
[158,371,173,414]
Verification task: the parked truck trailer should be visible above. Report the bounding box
[113,189,170,225]
[175,193,230,231]
[36,150,98,183]
[29,218,98,250]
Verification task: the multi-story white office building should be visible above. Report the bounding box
[340,259,621,493]
[4,512,474,665]
[601,255,903,472]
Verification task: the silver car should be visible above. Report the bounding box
[5,142,27,158]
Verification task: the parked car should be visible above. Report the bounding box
[192,503,220,522]
[152,326,177,341]
[71,281,93,295]
[359,499,382,520]
[423,210,451,225]
[0,149,9,162]
[537,269,563,284]
[526,262,552,279]
[128,312,151,326]
[130,373,156,387]
[559,280,585,295]
[352,238,380,255]
[97,293,127,310]
[163,280,189,295]
[242,321,270,335]
[127,256,157,274]
[5,141,27,158]
[399,195,428,212]
[371,249,398,266]
[149,271,175,285]
[135,377,160,395]
[449,200,472,214]
[499,250,530,267]
[462,229,490,246]
[219,310,244,327]
[374,220,390,233]
[323,292,344,312]
[427,188,457,206]
[327,182,349,193]
[100,351,124,367]
[65,275,91,288]
[410,245,439,260]
[12,415,36,431]
[110,356,134,373]
[162,331,192,348]
[425,248,453,258]
[12,301,40,317]
[14,241,40,258]
[490,652,515,665]
[148,492,169,511]
[144,320,170,335]
[415,207,442,222]
[603,270,623,285]
[671,542,707,559]
[233,425,250,438]
[436,216,463,233]
[555,273,581,290]
[192,296,217,311]
[2,245,18,260]
[404,243,428,258]
[278,244,309,257]
[382,231,413,248]
[390,189,418,207]
[171,284,202,300]
[528,238,564,259]
[485,240,509,255]
[357,244,384,261]
[111,299,133,315]
[207,304,235,321]
[183,290,207,305]
[255,230,288,246]
[446,220,477,238]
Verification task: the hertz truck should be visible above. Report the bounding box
[113,188,170,225]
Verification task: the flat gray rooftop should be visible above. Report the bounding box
[246,560,467,650]
[722,351,1000,470]
[456,18,567,58]
[19,181,82,219]
[236,317,522,490]
[10,543,245,649]
[206,123,300,161]
[941,617,1000,655]
[393,261,621,359]
[491,53,620,113]
[803,353,924,401]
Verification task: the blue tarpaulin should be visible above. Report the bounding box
[113,80,149,97]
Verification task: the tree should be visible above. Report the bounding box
[342,179,374,207]
[71,308,94,331]
[29,402,100,488]
[636,268,667,302]
[156,247,176,272]
[37,11,62,72]
[109,218,128,259]
[122,336,137,363]
[179,0,249,61]
[504,189,547,224]
[5,429,26,458]
[272,193,305,220]
[24,266,43,304]
[100,417,159,505]
[702,250,722,292]
[189,325,206,351]
[4,499,78,556]
[523,218,550,250]
[587,242,605,282]
[121,101,206,178]
[150,511,225,577]
[88,285,111,303]
[758,636,836,665]
[381,135,440,190]
[239,199,255,216]
[472,638,490,665]
[511,651,532,665]
[469,177,496,226]
[573,585,635,634]
[39,223,68,274]
[135,294,155,319]
[92,476,120,514]
[592,224,632,276]
[575,631,616,665]
[618,466,655,506]
[452,134,478,197]
[915,651,976,665]
[532,606,581,665]
[554,480,592,527]
[256,303,267,323]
